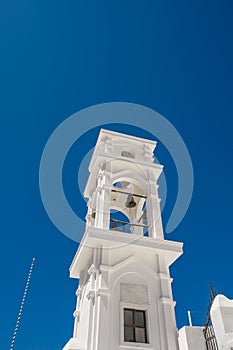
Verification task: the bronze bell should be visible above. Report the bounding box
[125,194,136,208]
[112,221,118,230]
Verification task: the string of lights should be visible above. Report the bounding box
[9,258,36,350]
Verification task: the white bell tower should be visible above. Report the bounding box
[63,129,183,350]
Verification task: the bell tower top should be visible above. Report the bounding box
[81,129,165,245]
[88,128,157,170]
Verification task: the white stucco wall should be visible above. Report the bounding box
[178,326,206,350]
[211,294,233,349]
[62,338,81,350]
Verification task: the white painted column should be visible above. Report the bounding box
[94,168,112,230]
[91,248,110,350]
[147,174,164,239]
[158,256,179,350]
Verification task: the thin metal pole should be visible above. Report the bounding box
[111,189,147,198]
[188,310,193,327]
[10,258,36,350]
[110,218,148,228]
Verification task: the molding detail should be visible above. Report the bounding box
[96,288,110,297]
[159,273,173,283]
[86,291,95,301]
[88,264,97,276]
[160,297,176,307]
[99,264,111,272]
[73,310,80,320]
[75,288,82,297]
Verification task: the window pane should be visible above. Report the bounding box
[134,310,145,327]
[124,309,133,325]
[124,326,134,342]
[135,327,146,343]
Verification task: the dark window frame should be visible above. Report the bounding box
[124,308,148,343]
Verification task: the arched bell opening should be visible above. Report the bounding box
[109,209,131,233]
[110,180,148,236]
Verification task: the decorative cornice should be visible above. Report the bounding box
[96,288,110,297]
[69,227,183,279]
[158,273,173,283]
[160,297,176,307]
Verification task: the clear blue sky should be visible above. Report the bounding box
[1,1,233,349]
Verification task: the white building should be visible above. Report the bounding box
[62,129,233,350]
[178,294,233,350]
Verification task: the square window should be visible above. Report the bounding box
[123,308,147,343]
